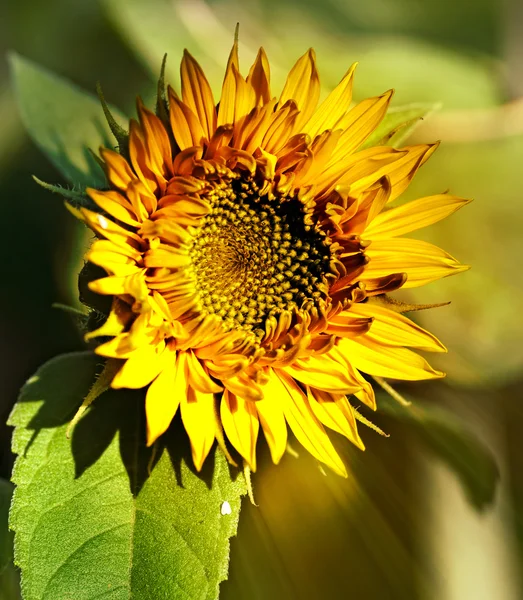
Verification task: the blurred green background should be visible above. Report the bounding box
[1,0,523,598]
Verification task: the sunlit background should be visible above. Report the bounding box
[1,0,523,598]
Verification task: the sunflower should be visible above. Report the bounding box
[69,40,469,477]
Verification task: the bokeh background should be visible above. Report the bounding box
[1,0,523,598]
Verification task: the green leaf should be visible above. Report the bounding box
[378,395,499,511]
[101,0,500,110]
[362,103,440,148]
[0,479,21,600]
[9,352,245,600]
[0,479,14,574]
[9,54,127,188]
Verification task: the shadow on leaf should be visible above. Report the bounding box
[16,351,217,497]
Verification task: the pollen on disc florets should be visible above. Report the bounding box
[189,175,336,335]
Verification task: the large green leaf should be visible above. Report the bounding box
[0,479,14,575]
[0,478,21,600]
[101,0,500,110]
[9,54,127,189]
[9,352,245,600]
[378,394,499,511]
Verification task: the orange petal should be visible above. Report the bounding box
[180,50,216,140]
[246,48,271,107]
[100,148,136,191]
[168,87,205,149]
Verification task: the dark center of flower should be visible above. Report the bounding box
[189,177,334,335]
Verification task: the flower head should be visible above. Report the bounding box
[70,41,469,476]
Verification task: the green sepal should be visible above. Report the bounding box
[96,82,130,158]
[32,176,96,209]
[155,54,170,124]
[363,103,441,149]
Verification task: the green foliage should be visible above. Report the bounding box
[100,0,500,110]
[9,352,245,600]
[9,54,127,189]
[378,394,499,510]
[0,479,21,600]
[363,103,440,148]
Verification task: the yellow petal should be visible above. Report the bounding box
[144,246,192,269]
[337,337,444,381]
[256,373,288,464]
[88,275,130,296]
[112,343,167,389]
[222,372,263,401]
[85,299,132,341]
[88,237,142,262]
[364,238,470,288]
[276,371,347,477]
[220,389,259,471]
[87,249,138,278]
[145,353,180,446]
[302,63,357,138]
[217,59,237,127]
[180,385,216,471]
[185,351,223,394]
[86,189,140,226]
[365,194,471,239]
[331,90,393,159]
[328,346,377,410]
[88,271,147,297]
[348,303,446,352]
[308,388,364,450]
[79,207,143,249]
[283,353,362,395]
[278,49,320,132]
[386,143,438,203]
